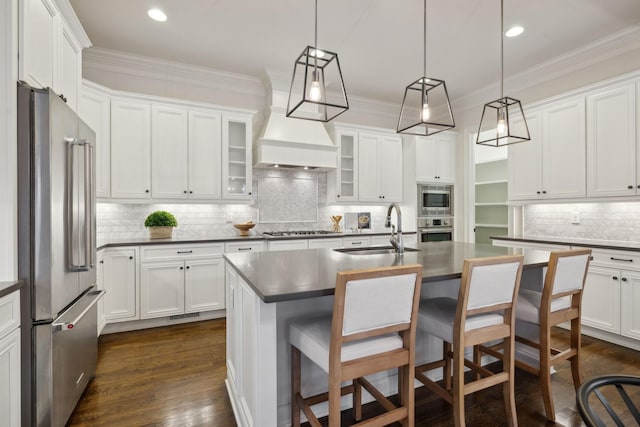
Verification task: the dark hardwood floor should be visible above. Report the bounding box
[68,319,640,426]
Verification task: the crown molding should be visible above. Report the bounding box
[83,47,266,97]
[53,0,91,48]
[452,25,640,115]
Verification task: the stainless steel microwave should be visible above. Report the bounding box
[418,184,453,216]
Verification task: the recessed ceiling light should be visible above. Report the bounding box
[147,8,167,22]
[505,26,524,38]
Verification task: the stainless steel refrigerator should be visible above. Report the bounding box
[17,84,105,427]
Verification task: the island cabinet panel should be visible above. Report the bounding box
[621,271,640,341]
[0,293,20,427]
[225,264,277,427]
[586,83,636,197]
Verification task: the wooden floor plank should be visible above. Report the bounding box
[68,319,640,426]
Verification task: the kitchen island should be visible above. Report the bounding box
[223,242,550,427]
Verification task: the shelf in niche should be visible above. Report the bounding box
[228,160,246,165]
[475,180,507,186]
[475,223,508,228]
[341,168,353,172]
[227,176,246,181]
[341,181,354,185]
[475,202,507,207]
[341,155,353,159]
[228,145,246,151]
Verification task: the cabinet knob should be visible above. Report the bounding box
[189,190,193,194]
[180,266,184,270]
[536,191,541,194]
[145,189,150,193]
[337,194,341,198]
[186,266,190,270]
[613,276,618,280]
[542,190,547,194]
[637,185,640,189]
[129,256,133,260]
[248,192,252,195]
[184,190,188,194]
[100,260,104,264]
[382,195,385,199]
[621,277,628,282]
[628,185,634,190]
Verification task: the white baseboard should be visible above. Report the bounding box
[100,309,225,335]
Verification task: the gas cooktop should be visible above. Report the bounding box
[262,230,340,237]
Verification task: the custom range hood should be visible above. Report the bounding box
[254,71,338,170]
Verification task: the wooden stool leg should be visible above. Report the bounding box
[473,345,481,381]
[328,374,341,427]
[353,378,362,421]
[502,337,517,427]
[539,327,556,422]
[452,341,466,427]
[570,317,582,391]
[444,341,452,391]
[291,346,301,427]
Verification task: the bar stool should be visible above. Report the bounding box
[290,264,423,426]
[414,255,524,427]
[512,249,591,422]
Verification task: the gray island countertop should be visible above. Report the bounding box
[224,241,550,303]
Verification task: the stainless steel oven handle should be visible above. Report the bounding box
[420,227,454,233]
[53,289,105,332]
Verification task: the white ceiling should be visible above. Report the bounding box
[69,0,640,105]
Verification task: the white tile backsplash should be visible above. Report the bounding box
[97,169,394,242]
[524,202,640,242]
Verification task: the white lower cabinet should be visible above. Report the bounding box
[582,265,622,334]
[102,247,138,322]
[225,241,266,253]
[621,271,640,340]
[0,290,21,427]
[140,244,225,319]
[96,249,106,335]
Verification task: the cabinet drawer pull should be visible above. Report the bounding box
[628,185,634,189]
[621,277,627,282]
[177,250,193,254]
[610,257,633,262]
[237,247,252,251]
[613,276,618,280]
[351,242,362,245]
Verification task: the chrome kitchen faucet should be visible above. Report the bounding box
[385,203,404,253]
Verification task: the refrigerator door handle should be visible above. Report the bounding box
[65,137,92,271]
[53,289,105,332]
[85,142,96,269]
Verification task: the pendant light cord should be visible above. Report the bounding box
[500,0,504,99]
[314,0,318,73]
[423,0,427,77]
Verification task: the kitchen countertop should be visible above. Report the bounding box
[96,230,417,251]
[491,235,640,252]
[223,241,550,303]
[0,281,23,299]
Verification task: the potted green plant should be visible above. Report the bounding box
[144,211,178,239]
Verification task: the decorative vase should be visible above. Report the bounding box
[148,226,173,239]
[331,215,342,232]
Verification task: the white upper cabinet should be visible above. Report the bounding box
[542,97,586,199]
[333,130,358,202]
[19,0,89,111]
[111,98,152,199]
[416,132,457,184]
[330,125,402,203]
[222,114,253,199]
[19,0,57,89]
[188,110,222,199]
[587,83,637,197]
[79,83,111,198]
[508,97,586,201]
[151,105,189,199]
[358,132,402,202]
[508,112,543,200]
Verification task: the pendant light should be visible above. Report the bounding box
[476,0,530,146]
[286,0,348,122]
[397,0,454,136]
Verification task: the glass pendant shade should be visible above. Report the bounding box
[286,46,349,122]
[476,96,530,146]
[397,77,455,136]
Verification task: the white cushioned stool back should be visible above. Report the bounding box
[551,253,589,295]
[467,261,521,311]
[342,273,417,336]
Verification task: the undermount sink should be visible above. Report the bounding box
[334,246,421,256]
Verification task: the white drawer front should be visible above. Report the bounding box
[141,244,224,261]
[225,241,266,253]
[342,236,372,248]
[589,249,640,270]
[0,290,20,339]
